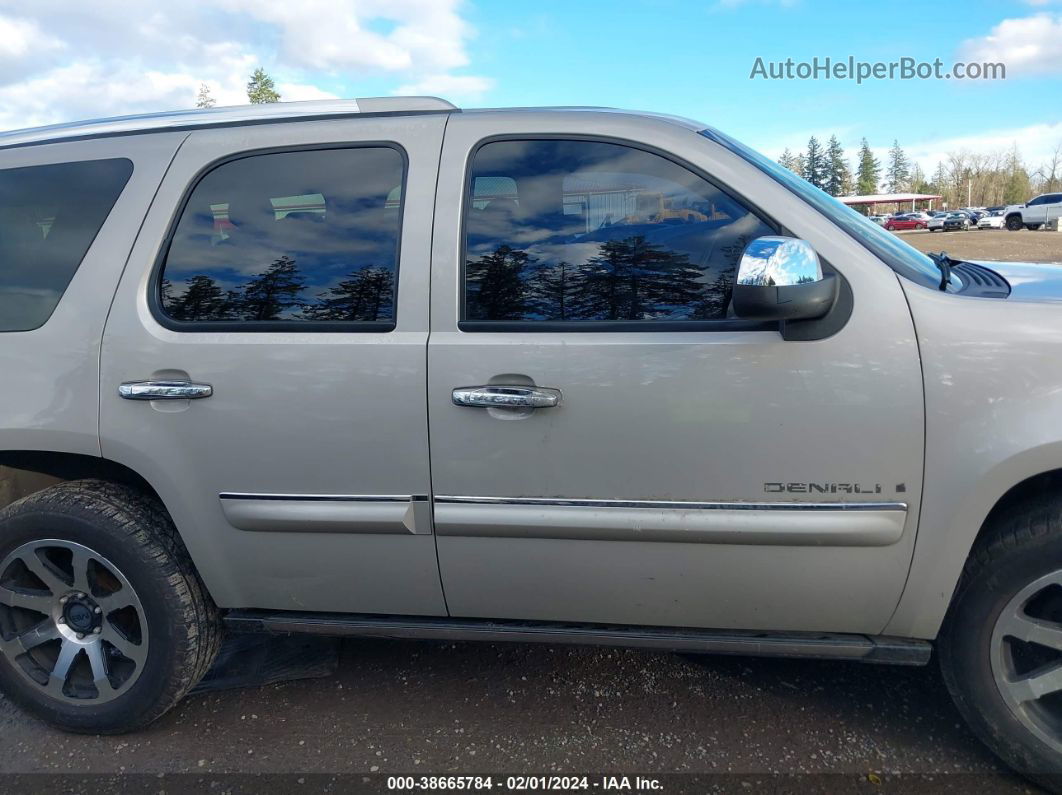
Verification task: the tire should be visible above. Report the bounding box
[0,479,221,733]
[1007,215,1024,231]
[940,497,1062,789]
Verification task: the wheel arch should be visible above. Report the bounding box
[887,446,1062,640]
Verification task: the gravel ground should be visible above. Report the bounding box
[899,227,1062,263]
[0,638,1038,791]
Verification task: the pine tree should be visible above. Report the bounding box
[778,148,799,174]
[236,256,305,320]
[306,267,395,321]
[466,245,534,320]
[885,140,910,193]
[824,135,850,197]
[195,83,216,109]
[802,136,827,189]
[247,68,281,104]
[855,138,880,195]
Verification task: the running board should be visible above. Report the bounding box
[224,611,931,666]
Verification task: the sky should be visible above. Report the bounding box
[1,0,1060,173]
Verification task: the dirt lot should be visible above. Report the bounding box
[0,639,1034,792]
[899,227,1062,263]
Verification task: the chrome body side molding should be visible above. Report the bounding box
[219,494,432,535]
[224,610,931,666]
[433,497,908,547]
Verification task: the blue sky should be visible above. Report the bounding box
[1,0,1059,171]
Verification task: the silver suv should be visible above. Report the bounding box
[1,98,1061,784]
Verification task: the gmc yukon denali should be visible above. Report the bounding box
[2,98,1062,785]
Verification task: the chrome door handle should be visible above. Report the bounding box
[118,381,213,400]
[452,385,561,409]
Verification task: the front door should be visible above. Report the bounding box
[427,112,925,634]
[100,115,447,616]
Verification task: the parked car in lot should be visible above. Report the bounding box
[927,214,946,231]
[868,215,888,226]
[943,212,971,231]
[4,98,1062,788]
[978,210,1006,230]
[1005,193,1062,230]
[884,213,927,231]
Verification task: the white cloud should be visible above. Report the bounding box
[903,122,1062,172]
[276,82,341,102]
[958,13,1062,75]
[0,14,64,59]
[395,73,494,101]
[0,1,490,131]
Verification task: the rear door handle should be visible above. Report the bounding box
[452,385,561,409]
[118,381,213,400]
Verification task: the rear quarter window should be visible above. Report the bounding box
[0,158,133,332]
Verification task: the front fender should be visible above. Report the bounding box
[885,281,1062,638]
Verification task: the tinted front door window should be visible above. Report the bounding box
[463,139,772,324]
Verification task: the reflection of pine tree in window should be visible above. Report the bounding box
[305,267,395,321]
[236,256,306,321]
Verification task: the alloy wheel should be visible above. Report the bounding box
[0,540,148,704]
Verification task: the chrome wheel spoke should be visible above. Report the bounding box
[0,621,57,658]
[101,625,147,666]
[84,641,115,696]
[68,546,92,596]
[1006,661,1062,704]
[999,612,1062,652]
[46,640,80,695]
[96,591,136,613]
[0,587,53,614]
[18,552,69,596]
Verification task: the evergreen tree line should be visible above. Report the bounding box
[467,235,746,322]
[162,257,394,322]
[778,135,1062,210]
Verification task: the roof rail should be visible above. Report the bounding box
[0,97,459,149]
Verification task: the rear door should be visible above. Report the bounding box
[100,115,448,615]
[427,111,924,634]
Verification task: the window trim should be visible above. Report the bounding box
[149,142,408,334]
[0,156,133,333]
[456,133,781,333]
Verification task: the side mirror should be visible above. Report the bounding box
[732,236,837,321]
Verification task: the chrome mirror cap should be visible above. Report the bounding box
[732,236,836,323]
[736,236,823,288]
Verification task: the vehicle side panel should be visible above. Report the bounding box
[886,285,1062,638]
[0,134,186,457]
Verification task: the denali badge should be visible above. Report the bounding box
[764,482,883,494]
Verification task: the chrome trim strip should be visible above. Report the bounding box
[434,496,907,512]
[220,493,418,503]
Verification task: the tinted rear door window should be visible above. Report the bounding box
[158,147,404,330]
[0,158,132,332]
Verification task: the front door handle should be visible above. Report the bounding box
[118,380,213,400]
[452,385,561,409]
